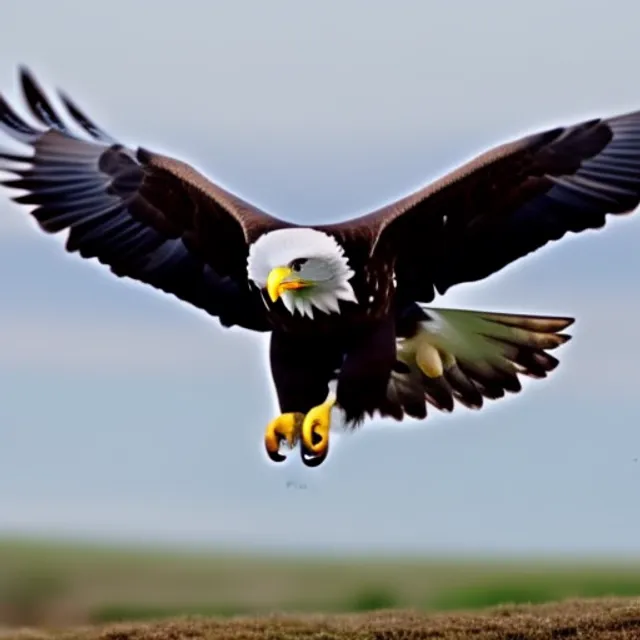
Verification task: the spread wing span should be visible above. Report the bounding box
[335,111,640,302]
[0,67,290,331]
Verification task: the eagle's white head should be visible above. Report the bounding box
[247,228,357,318]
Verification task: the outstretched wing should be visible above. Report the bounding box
[329,111,640,302]
[0,67,291,330]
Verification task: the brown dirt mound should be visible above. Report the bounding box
[4,596,640,640]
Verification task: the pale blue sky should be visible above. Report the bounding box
[2,0,640,556]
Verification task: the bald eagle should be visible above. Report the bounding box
[1,68,638,467]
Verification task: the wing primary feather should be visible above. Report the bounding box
[58,90,118,144]
[19,66,69,132]
[0,94,40,143]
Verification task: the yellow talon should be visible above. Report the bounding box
[300,394,336,467]
[264,412,304,462]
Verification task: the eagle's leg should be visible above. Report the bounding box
[267,330,341,464]
[300,390,336,467]
[264,412,305,462]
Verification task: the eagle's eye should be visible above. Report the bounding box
[289,258,308,272]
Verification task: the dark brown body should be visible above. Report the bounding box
[263,233,406,425]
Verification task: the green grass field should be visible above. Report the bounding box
[2,536,640,631]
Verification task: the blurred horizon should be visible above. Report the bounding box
[3,536,640,628]
[2,0,640,560]
[4,532,640,562]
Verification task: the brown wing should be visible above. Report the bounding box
[0,67,291,330]
[327,112,640,302]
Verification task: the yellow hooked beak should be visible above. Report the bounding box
[267,266,310,302]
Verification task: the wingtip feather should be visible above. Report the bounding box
[19,65,34,85]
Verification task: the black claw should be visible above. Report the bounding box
[267,448,287,463]
[300,439,329,467]
[266,434,288,463]
[300,449,328,467]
